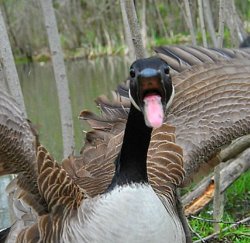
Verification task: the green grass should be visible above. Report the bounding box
[189,171,250,242]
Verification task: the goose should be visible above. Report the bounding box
[1,46,250,242]
[0,57,187,242]
[65,46,250,191]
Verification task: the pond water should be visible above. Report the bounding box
[0,56,130,229]
[19,56,130,160]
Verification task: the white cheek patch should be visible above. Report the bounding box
[129,89,141,111]
[166,85,175,110]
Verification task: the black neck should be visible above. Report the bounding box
[108,105,152,189]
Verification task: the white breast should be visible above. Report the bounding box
[62,184,186,243]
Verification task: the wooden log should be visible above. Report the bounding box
[182,147,250,216]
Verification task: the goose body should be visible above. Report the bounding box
[62,184,184,243]
[0,57,186,242]
[2,46,250,242]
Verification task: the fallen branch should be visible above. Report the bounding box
[182,147,250,216]
[193,216,250,242]
[218,134,250,162]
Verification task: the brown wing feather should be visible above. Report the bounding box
[167,60,250,184]
[68,57,250,192]
[0,90,36,176]
[16,145,85,242]
[2,46,250,241]
[63,114,126,197]
[148,124,185,203]
[64,101,185,202]
[155,46,250,73]
[0,90,47,215]
[62,84,130,197]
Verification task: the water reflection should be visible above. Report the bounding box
[18,57,130,161]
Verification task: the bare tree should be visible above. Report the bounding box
[124,0,146,59]
[39,0,75,158]
[213,1,226,229]
[0,8,27,116]
[120,0,135,60]
[152,0,168,38]
[198,0,207,47]
[224,0,246,47]
[141,0,147,49]
[203,0,217,47]
[183,0,197,45]
[217,0,225,48]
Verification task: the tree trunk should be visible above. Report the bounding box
[152,0,169,38]
[141,0,147,49]
[203,0,217,47]
[120,0,135,60]
[224,0,246,47]
[217,0,225,48]
[213,163,224,232]
[124,0,147,59]
[0,9,27,116]
[198,0,207,47]
[183,0,197,45]
[40,0,75,158]
[213,0,226,228]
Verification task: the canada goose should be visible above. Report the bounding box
[1,46,250,242]
[0,58,187,242]
[66,46,250,191]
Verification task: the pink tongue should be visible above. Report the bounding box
[143,94,164,128]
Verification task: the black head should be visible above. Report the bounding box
[129,57,174,128]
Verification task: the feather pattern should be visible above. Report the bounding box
[155,46,250,73]
[0,91,47,215]
[1,92,186,242]
[1,46,250,242]
[69,56,250,188]
[0,90,36,176]
[167,60,250,183]
[15,146,85,242]
[65,47,250,187]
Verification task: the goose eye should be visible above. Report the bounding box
[130,68,136,78]
[164,66,170,74]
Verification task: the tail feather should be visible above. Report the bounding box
[0,227,10,243]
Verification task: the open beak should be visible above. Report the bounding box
[138,69,165,128]
[143,94,164,128]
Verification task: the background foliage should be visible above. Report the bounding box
[1,0,250,61]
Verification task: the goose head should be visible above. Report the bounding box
[128,57,174,128]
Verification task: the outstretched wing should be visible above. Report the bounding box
[0,90,47,215]
[0,91,86,242]
[155,45,250,73]
[167,60,250,184]
[68,53,250,193]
